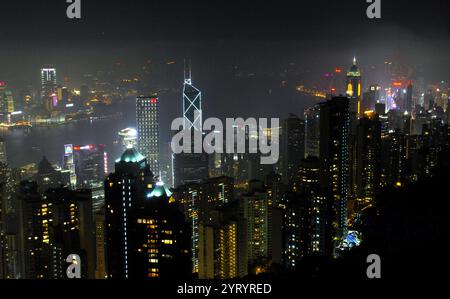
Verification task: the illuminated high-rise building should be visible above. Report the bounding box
[384,129,408,187]
[174,176,234,275]
[105,148,190,279]
[200,176,234,212]
[44,188,95,279]
[173,152,209,187]
[265,171,285,207]
[136,95,160,177]
[70,144,108,212]
[362,84,381,113]
[174,65,208,187]
[17,181,95,278]
[281,114,305,190]
[304,105,321,158]
[173,182,202,274]
[183,62,202,131]
[0,137,6,164]
[283,157,326,268]
[355,111,381,208]
[105,149,154,279]
[94,211,107,279]
[63,144,77,187]
[73,144,108,189]
[405,81,413,114]
[282,192,307,269]
[346,57,362,117]
[319,96,350,255]
[16,181,52,279]
[198,204,240,279]
[0,82,15,116]
[57,86,69,108]
[298,156,326,256]
[36,156,70,193]
[240,188,269,269]
[0,163,20,279]
[40,66,57,112]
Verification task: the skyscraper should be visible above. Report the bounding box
[44,188,95,279]
[174,176,234,275]
[319,96,350,255]
[173,152,209,187]
[183,62,202,131]
[384,129,408,186]
[282,192,307,269]
[36,156,70,193]
[40,67,57,112]
[346,57,362,117]
[105,148,154,279]
[136,95,160,177]
[198,204,240,279]
[0,162,20,279]
[281,114,305,190]
[355,111,381,207]
[17,182,95,278]
[298,156,326,255]
[405,81,413,114]
[63,144,77,187]
[0,137,6,164]
[173,182,202,274]
[72,144,108,189]
[71,144,108,212]
[304,105,321,158]
[16,181,52,279]
[105,148,190,279]
[94,211,107,279]
[239,183,270,272]
[362,84,381,113]
[0,82,15,116]
[174,64,209,187]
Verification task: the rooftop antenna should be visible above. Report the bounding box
[184,59,192,85]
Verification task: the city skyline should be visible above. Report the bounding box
[0,0,449,293]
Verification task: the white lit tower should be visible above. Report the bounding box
[41,66,57,111]
[136,94,160,177]
[183,61,202,131]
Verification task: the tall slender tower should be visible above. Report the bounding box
[355,111,381,206]
[105,149,190,279]
[346,57,362,117]
[0,82,15,115]
[319,96,350,255]
[40,66,57,111]
[136,94,160,176]
[174,61,208,188]
[281,114,305,189]
[0,137,6,164]
[304,105,321,159]
[183,60,202,131]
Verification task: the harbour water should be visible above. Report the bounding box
[0,102,136,170]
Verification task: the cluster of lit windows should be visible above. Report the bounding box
[137,218,155,224]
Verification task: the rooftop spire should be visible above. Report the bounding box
[353,56,357,65]
[184,59,192,85]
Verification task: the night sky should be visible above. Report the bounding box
[0,0,448,125]
[1,0,448,42]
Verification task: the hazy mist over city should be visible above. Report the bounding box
[0,0,449,292]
